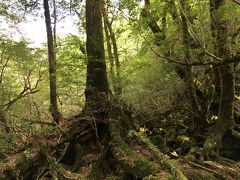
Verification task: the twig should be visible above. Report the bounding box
[143,36,240,66]
[232,0,240,5]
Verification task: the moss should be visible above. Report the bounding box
[72,143,84,173]
[204,138,216,151]
[41,143,86,179]
[187,147,205,161]
[188,169,216,180]
[129,130,187,180]
[109,120,159,178]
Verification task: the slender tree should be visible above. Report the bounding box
[43,0,61,124]
[103,10,115,78]
[103,5,122,95]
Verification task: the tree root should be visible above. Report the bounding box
[231,129,240,140]
[182,159,225,179]
[129,130,187,180]
[203,160,240,178]
[41,143,86,179]
[87,147,111,180]
[109,118,160,179]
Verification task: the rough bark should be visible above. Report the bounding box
[43,0,61,124]
[85,0,109,114]
[204,0,235,153]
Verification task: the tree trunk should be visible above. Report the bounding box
[103,9,115,82]
[43,0,61,124]
[53,0,57,48]
[85,0,109,115]
[204,0,235,154]
[103,7,122,96]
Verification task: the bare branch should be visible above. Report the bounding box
[3,74,44,110]
[143,36,240,67]
[4,89,39,110]
[232,0,240,5]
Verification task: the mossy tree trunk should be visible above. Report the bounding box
[85,0,109,115]
[103,9,115,80]
[204,0,235,154]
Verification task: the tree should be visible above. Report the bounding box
[103,4,122,95]
[43,0,61,124]
[204,0,235,155]
[2,0,240,179]
[85,0,109,114]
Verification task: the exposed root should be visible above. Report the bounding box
[109,118,160,178]
[129,130,187,180]
[41,143,86,179]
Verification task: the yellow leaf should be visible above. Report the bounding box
[235,95,240,101]
[139,127,146,133]
[170,151,178,157]
[211,115,218,120]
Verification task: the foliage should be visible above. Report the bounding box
[57,34,86,115]
[0,0,240,179]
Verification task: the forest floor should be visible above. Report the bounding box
[0,115,240,180]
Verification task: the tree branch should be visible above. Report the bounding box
[232,0,240,5]
[144,36,240,67]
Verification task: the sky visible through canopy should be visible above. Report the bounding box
[1,10,79,48]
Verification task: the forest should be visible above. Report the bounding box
[0,0,240,179]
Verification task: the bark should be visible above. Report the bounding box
[43,0,61,124]
[103,10,115,79]
[204,0,235,153]
[103,8,122,96]
[85,0,109,114]
[53,0,57,48]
